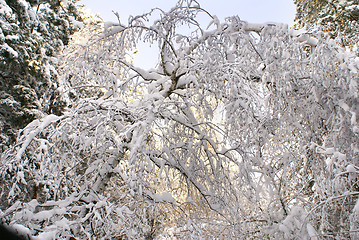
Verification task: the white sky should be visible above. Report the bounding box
[78,0,296,69]
[79,0,296,24]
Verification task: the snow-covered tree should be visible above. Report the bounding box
[1,0,359,239]
[0,0,82,151]
[294,0,359,53]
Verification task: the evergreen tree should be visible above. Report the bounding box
[294,0,359,53]
[0,0,82,151]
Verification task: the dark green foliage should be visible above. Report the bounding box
[294,0,359,53]
[0,0,82,151]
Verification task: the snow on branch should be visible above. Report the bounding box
[1,0,359,239]
[15,115,62,161]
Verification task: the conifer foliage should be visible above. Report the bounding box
[0,0,82,151]
[294,0,359,53]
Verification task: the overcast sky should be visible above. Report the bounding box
[78,0,297,69]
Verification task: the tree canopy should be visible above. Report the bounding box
[0,0,82,151]
[294,0,359,53]
[1,0,359,239]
